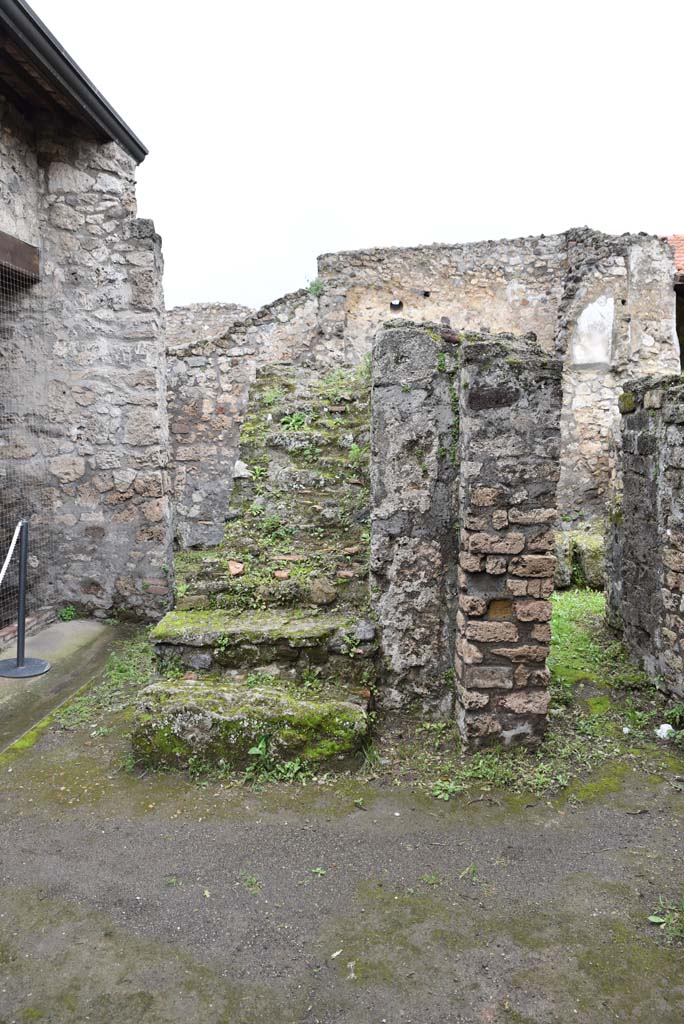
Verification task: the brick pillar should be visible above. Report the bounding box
[455,335,563,746]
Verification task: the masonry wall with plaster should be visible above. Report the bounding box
[317,229,679,517]
[0,93,173,622]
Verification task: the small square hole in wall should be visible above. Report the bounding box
[423,290,431,298]
[390,299,403,312]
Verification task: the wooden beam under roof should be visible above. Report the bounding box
[0,229,39,281]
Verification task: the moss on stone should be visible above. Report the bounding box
[555,528,605,591]
[151,608,353,648]
[131,677,369,769]
[619,391,637,414]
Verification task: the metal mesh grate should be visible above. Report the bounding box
[0,261,55,634]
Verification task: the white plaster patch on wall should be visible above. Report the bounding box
[572,295,614,365]
[506,278,527,304]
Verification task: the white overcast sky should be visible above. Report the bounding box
[32,0,684,310]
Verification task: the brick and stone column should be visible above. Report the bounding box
[371,322,563,743]
[455,335,563,745]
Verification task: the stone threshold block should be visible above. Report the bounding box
[371,321,563,746]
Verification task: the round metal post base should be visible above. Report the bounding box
[0,658,51,679]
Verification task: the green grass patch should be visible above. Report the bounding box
[548,590,651,700]
[373,590,684,801]
[54,630,154,730]
[648,897,684,944]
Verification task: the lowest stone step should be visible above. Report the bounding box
[131,674,370,770]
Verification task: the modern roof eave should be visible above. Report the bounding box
[0,0,148,163]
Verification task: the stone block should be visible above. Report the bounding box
[49,454,86,483]
[491,645,549,662]
[509,555,556,578]
[465,621,518,643]
[468,532,525,555]
[462,665,514,690]
[487,599,513,619]
[459,595,487,616]
[456,685,490,710]
[471,486,505,507]
[485,556,508,574]
[514,600,552,622]
[460,552,484,573]
[499,690,550,715]
[508,507,557,525]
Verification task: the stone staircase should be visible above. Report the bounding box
[132,361,377,771]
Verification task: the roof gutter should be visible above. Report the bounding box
[0,0,148,163]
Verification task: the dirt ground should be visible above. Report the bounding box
[0,716,683,1024]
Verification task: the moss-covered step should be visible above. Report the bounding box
[131,676,370,770]
[174,531,369,616]
[151,608,377,675]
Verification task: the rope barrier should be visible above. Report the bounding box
[0,521,22,591]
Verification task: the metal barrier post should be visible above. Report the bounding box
[0,520,50,679]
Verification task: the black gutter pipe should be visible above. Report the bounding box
[0,0,148,163]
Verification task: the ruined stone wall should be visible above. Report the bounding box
[0,94,173,620]
[318,235,568,362]
[318,230,679,520]
[371,322,563,745]
[557,232,679,514]
[166,302,253,348]
[167,230,678,548]
[167,290,319,548]
[607,376,684,698]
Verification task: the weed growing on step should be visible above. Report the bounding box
[261,386,284,408]
[348,442,369,470]
[360,738,381,772]
[58,605,77,622]
[280,412,308,431]
[187,754,232,784]
[245,752,310,785]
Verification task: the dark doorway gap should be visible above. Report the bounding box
[675,282,684,369]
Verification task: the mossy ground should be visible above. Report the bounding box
[364,589,684,801]
[1,592,684,1021]
[11,589,683,801]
